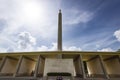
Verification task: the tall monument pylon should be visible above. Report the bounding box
[58,9,62,51]
[57,10,62,58]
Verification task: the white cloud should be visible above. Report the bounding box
[64,10,94,25]
[0,0,62,52]
[7,47,14,52]
[0,47,7,52]
[114,29,120,42]
[0,31,37,52]
[37,46,49,51]
[64,46,82,51]
[98,48,114,52]
[0,0,91,52]
[0,0,59,39]
[17,31,36,49]
[37,43,82,51]
[0,28,82,52]
[0,29,81,52]
[37,42,57,51]
[49,43,57,51]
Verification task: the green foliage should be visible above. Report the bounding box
[47,72,71,76]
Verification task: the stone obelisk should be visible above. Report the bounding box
[58,10,62,51]
[57,10,62,58]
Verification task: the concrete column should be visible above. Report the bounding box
[14,55,23,77]
[17,56,36,76]
[0,56,7,72]
[99,55,109,79]
[79,54,86,79]
[103,55,120,77]
[86,55,105,78]
[74,55,84,78]
[0,56,18,76]
[74,56,80,76]
[34,55,41,77]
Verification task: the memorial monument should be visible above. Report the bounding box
[0,10,119,80]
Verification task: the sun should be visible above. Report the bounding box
[22,1,43,22]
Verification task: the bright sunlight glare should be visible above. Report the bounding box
[22,1,43,22]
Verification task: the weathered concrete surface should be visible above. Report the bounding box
[104,58,120,74]
[44,58,75,76]
[87,57,104,74]
[1,58,18,74]
[18,58,36,75]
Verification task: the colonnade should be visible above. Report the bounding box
[0,54,119,79]
[74,55,120,79]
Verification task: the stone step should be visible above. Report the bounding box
[0,77,120,80]
[0,77,37,80]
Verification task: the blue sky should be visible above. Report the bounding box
[0,0,120,52]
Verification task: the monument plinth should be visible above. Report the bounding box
[44,59,75,76]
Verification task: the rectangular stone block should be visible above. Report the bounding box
[44,58,75,76]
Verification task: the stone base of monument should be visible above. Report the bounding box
[44,59,75,76]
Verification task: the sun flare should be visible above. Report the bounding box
[22,1,43,22]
